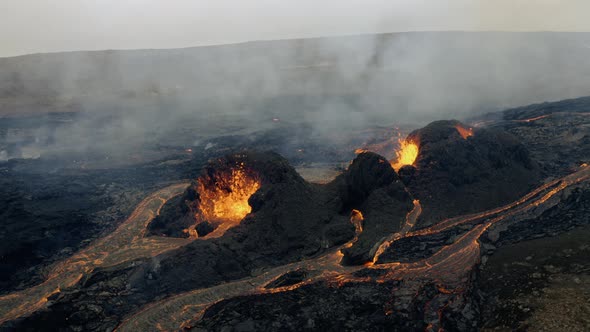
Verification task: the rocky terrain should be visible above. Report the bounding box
[401,119,542,227]
[0,156,200,294]
[1,95,590,331]
[479,223,590,332]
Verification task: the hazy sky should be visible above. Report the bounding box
[1,0,590,57]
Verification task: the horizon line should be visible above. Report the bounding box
[2,30,590,59]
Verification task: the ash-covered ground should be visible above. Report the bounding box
[1,96,590,331]
[0,115,363,294]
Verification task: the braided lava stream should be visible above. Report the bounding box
[117,165,590,331]
[2,165,590,330]
[0,183,192,325]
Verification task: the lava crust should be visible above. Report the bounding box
[400,120,542,228]
[4,106,590,332]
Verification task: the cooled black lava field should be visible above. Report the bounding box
[2,95,590,331]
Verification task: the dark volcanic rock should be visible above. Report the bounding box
[404,120,541,227]
[148,151,310,237]
[146,194,193,238]
[336,152,414,265]
[0,159,198,294]
[150,151,414,268]
[337,152,400,206]
[191,280,415,332]
[190,277,479,332]
[500,96,590,121]
[479,224,590,331]
[148,151,348,295]
[484,181,590,247]
[152,151,414,294]
[14,102,587,331]
[491,98,590,175]
[195,221,215,237]
[264,269,309,289]
[376,227,466,264]
[7,151,416,330]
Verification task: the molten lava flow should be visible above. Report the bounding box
[350,209,364,234]
[353,129,405,160]
[391,138,419,171]
[515,114,551,123]
[455,124,474,139]
[371,199,421,264]
[342,209,365,250]
[117,166,590,331]
[0,183,191,326]
[197,165,261,224]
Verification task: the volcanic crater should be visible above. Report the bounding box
[3,99,590,331]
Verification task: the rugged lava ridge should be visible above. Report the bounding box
[398,120,542,227]
[150,151,416,267]
[3,120,559,332]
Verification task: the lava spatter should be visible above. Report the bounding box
[6,151,590,331]
[196,163,261,224]
[391,138,419,171]
[454,124,474,139]
[120,165,590,331]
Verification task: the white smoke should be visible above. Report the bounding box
[1,32,590,162]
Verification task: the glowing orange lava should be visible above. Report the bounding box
[515,114,551,123]
[455,124,474,139]
[350,209,364,234]
[391,139,419,171]
[197,165,261,224]
[116,165,590,331]
[371,199,421,264]
[342,209,365,250]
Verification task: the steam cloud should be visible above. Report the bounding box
[1,32,590,162]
